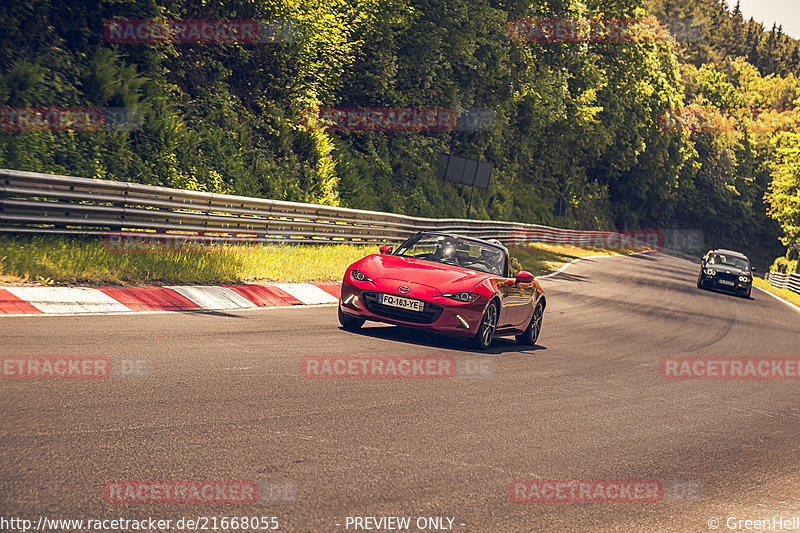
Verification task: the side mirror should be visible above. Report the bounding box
[379,245,393,255]
[515,270,534,284]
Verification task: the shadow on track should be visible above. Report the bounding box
[598,269,750,299]
[339,324,547,355]
[625,252,660,261]
[542,271,589,282]
[182,309,249,318]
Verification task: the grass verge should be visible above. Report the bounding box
[508,242,646,277]
[0,235,376,286]
[0,235,647,286]
[752,277,800,308]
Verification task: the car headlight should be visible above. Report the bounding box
[351,269,372,282]
[704,268,716,275]
[739,275,750,282]
[442,292,478,302]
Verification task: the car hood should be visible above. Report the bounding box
[704,264,750,276]
[356,254,490,292]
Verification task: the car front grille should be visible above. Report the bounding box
[363,292,444,324]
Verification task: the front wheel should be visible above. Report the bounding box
[472,301,498,350]
[338,304,365,331]
[517,300,544,346]
[741,287,751,299]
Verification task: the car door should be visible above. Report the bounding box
[496,277,534,327]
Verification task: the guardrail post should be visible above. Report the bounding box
[795,244,800,273]
[53,182,68,231]
[0,176,6,233]
[0,174,6,217]
[110,183,127,232]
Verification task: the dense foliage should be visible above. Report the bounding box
[1,0,798,267]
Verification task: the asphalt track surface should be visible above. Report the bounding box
[1,253,799,532]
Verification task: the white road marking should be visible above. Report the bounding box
[754,286,800,315]
[271,283,339,304]
[536,251,654,280]
[0,302,339,318]
[536,255,606,279]
[3,287,131,313]
[164,286,258,309]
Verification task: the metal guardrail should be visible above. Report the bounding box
[0,168,665,248]
[765,271,800,295]
[0,168,556,245]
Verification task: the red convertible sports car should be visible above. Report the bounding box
[338,232,546,349]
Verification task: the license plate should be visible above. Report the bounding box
[379,293,424,312]
[718,279,735,286]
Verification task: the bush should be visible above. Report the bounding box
[770,256,799,273]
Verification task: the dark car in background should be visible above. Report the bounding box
[697,249,754,298]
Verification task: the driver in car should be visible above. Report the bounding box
[480,248,503,274]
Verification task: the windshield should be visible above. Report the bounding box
[707,253,750,271]
[394,234,507,276]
